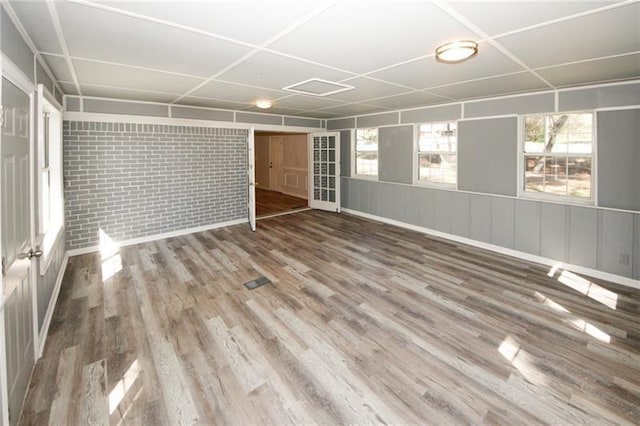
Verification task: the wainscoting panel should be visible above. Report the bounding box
[342,177,640,281]
[569,206,598,269]
[514,199,541,256]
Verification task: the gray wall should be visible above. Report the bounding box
[458,117,517,196]
[1,6,34,82]
[333,84,640,282]
[339,130,352,177]
[1,5,62,101]
[597,109,640,211]
[379,125,413,184]
[63,121,248,250]
[341,179,640,280]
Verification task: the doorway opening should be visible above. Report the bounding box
[254,131,309,218]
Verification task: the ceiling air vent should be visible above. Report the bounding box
[283,78,355,97]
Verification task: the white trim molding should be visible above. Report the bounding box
[342,207,640,290]
[66,217,249,257]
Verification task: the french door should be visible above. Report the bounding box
[1,76,35,425]
[308,132,340,212]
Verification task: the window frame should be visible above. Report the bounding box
[37,84,64,274]
[352,127,379,180]
[517,111,597,205]
[414,121,458,189]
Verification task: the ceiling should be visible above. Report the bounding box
[7,0,640,119]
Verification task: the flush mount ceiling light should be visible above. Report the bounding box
[435,40,478,64]
[255,99,273,109]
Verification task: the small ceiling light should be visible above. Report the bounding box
[255,99,273,109]
[435,40,478,63]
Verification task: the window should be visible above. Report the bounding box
[354,128,378,177]
[417,121,457,186]
[522,113,594,201]
[37,85,63,273]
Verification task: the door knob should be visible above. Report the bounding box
[27,249,43,259]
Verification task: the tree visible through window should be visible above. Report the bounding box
[523,113,593,200]
[355,128,378,177]
[417,122,457,186]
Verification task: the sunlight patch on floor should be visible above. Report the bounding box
[100,228,122,282]
[547,263,618,310]
[534,292,611,343]
[109,359,141,415]
[499,336,548,386]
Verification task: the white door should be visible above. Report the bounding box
[1,77,36,425]
[247,129,256,231]
[308,132,340,212]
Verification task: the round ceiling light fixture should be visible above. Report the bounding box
[255,99,274,109]
[435,40,478,63]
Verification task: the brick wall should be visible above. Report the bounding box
[63,121,248,250]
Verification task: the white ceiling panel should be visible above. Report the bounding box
[73,59,204,94]
[330,77,410,102]
[80,85,180,103]
[268,1,477,74]
[450,1,618,36]
[316,103,391,117]
[91,0,333,45]
[219,51,353,90]
[364,91,451,109]
[274,95,348,110]
[56,1,252,77]
[190,80,288,104]
[7,1,639,119]
[428,72,549,100]
[370,43,525,90]
[41,53,74,83]
[58,81,80,96]
[536,54,640,87]
[497,2,640,69]
[9,0,63,54]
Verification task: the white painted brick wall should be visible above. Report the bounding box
[63,121,248,250]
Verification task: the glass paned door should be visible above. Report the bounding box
[309,132,340,212]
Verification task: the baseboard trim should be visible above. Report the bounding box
[67,218,248,257]
[37,253,69,359]
[342,208,640,290]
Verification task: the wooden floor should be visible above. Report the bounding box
[21,211,640,425]
[256,188,307,217]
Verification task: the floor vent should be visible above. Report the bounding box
[243,276,272,290]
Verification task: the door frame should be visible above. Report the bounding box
[1,54,37,426]
[248,127,256,231]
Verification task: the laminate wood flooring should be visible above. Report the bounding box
[256,188,308,217]
[20,211,640,425]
